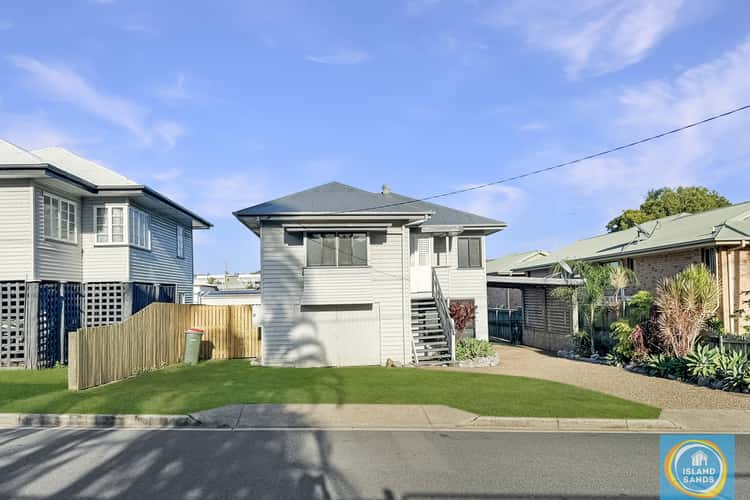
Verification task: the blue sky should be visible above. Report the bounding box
[2,1,750,274]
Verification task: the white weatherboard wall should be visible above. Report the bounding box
[33,185,82,282]
[260,222,410,366]
[0,180,34,280]
[415,229,489,341]
[81,197,129,283]
[129,206,194,303]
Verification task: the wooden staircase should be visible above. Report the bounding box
[411,297,452,365]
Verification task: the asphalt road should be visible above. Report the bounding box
[0,428,747,500]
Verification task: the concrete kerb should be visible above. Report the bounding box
[0,405,731,432]
[0,413,198,428]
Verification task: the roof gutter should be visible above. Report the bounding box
[0,164,98,193]
[99,185,212,229]
[515,239,725,272]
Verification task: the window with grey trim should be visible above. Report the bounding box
[457,237,482,268]
[306,232,367,267]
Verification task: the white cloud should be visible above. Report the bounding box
[454,184,526,221]
[153,121,185,150]
[0,112,84,150]
[156,73,190,101]
[151,167,183,182]
[305,49,370,65]
[8,55,183,149]
[519,121,548,132]
[192,173,270,219]
[561,36,750,204]
[485,0,685,78]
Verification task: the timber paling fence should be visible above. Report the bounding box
[68,303,257,391]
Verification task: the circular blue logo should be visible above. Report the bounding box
[664,439,728,498]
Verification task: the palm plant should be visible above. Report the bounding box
[654,264,720,357]
[609,265,638,319]
[553,261,612,356]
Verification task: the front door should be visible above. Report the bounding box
[410,234,432,294]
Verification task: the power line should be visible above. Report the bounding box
[340,104,750,214]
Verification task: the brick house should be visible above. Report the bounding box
[489,202,750,350]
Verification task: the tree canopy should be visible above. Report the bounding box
[606,187,731,232]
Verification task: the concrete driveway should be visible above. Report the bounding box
[439,343,750,410]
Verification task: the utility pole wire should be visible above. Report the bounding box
[340,104,750,214]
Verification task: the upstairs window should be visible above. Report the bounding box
[44,193,77,243]
[177,226,185,258]
[306,232,367,267]
[458,237,482,269]
[129,207,151,249]
[94,205,150,250]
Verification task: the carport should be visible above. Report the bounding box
[487,275,583,352]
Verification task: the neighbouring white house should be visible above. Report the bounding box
[234,181,506,367]
[194,271,261,290]
[0,139,211,368]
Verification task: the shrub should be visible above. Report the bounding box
[572,330,592,357]
[654,264,720,357]
[629,325,649,361]
[684,344,719,379]
[714,351,750,391]
[625,291,654,326]
[643,354,687,379]
[455,338,494,361]
[610,320,635,362]
[449,302,477,338]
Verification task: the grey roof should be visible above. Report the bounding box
[31,147,138,187]
[516,201,750,271]
[0,139,211,228]
[0,138,45,164]
[234,181,506,228]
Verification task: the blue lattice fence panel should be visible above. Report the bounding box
[158,284,176,304]
[38,282,61,368]
[132,283,158,315]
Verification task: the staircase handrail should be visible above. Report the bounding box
[431,268,456,361]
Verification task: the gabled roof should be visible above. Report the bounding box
[31,147,138,187]
[0,138,45,165]
[486,250,549,275]
[516,202,750,271]
[0,139,211,229]
[234,181,506,229]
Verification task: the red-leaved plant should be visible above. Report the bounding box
[449,302,477,337]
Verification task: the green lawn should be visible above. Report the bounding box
[0,361,660,419]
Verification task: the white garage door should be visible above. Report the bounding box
[292,304,381,367]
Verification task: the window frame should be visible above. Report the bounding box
[128,206,151,250]
[43,192,78,244]
[701,247,717,275]
[176,225,185,259]
[304,232,369,268]
[92,204,151,251]
[457,237,483,269]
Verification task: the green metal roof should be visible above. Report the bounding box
[515,202,750,271]
[486,250,549,275]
